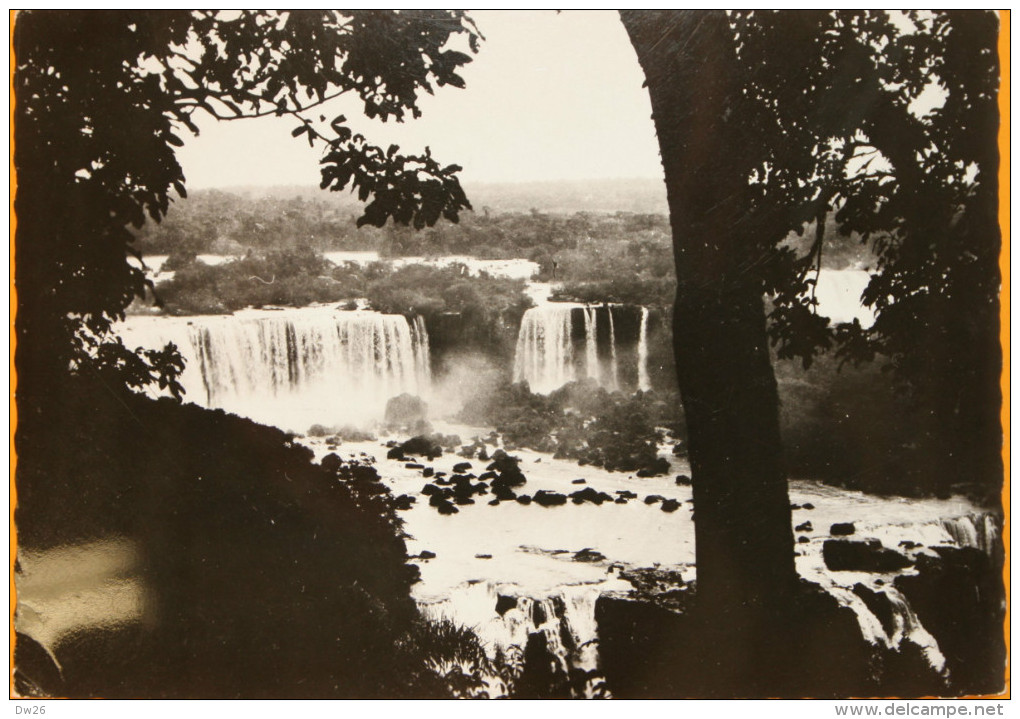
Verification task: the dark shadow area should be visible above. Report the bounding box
[14,375,446,698]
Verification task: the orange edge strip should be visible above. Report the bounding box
[994,7,1011,702]
[10,8,18,701]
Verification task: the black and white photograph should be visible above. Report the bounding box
[11,9,1008,703]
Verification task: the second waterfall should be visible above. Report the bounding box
[512,303,651,395]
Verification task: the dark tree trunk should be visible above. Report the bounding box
[620,10,798,614]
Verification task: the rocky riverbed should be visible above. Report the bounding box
[300,425,1005,698]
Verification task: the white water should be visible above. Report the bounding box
[117,306,431,431]
[637,307,651,392]
[115,255,974,692]
[324,251,540,280]
[302,431,996,696]
[513,303,631,395]
[607,307,619,391]
[582,307,599,384]
[132,253,540,284]
[512,304,582,394]
[814,269,875,326]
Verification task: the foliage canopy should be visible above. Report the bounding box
[14,10,479,397]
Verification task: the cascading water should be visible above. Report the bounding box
[582,307,599,384]
[513,304,580,394]
[606,307,619,391]
[411,314,432,393]
[811,510,1002,683]
[420,580,610,698]
[117,307,431,431]
[939,513,1000,555]
[513,303,635,395]
[637,307,650,392]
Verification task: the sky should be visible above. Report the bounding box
[174,11,664,189]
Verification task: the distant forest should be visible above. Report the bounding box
[135,184,875,302]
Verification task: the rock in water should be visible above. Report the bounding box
[822,539,912,572]
[573,548,606,562]
[495,595,518,616]
[533,490,568,507]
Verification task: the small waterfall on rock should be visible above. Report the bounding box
[637,307,650,392]
[420,581,609,698]
[818,510,1001,684]
[938,513,1000,555]
[118,307,431,431]
[827,584,948,677]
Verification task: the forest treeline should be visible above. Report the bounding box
[139,188,875,312]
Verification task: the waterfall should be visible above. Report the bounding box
[411,314,432,392]
[513,304,578,394]
[582,307,599,383]
[118,307,431,431]
[606,307,619,391]
[827,584,948,676]
[637,307,650,392]
[514,303,638,395]
[939,513,1000,555]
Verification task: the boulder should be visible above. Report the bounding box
[636,457,671,477]
[397,435,443,461]
[822,539,913,572]
[495,595,517,616]
[569,487,613,505]
[573,548,606,562]
[830,522,856,536]
[392,494,416,510]
[532,490,567,507]
[852,583,897,637]
[386,446,406,461]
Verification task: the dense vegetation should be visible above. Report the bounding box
[155,249,531,321]
[143,188,875,318]
[460,379,683,475]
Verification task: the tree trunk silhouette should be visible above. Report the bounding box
[620,10,798,615]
